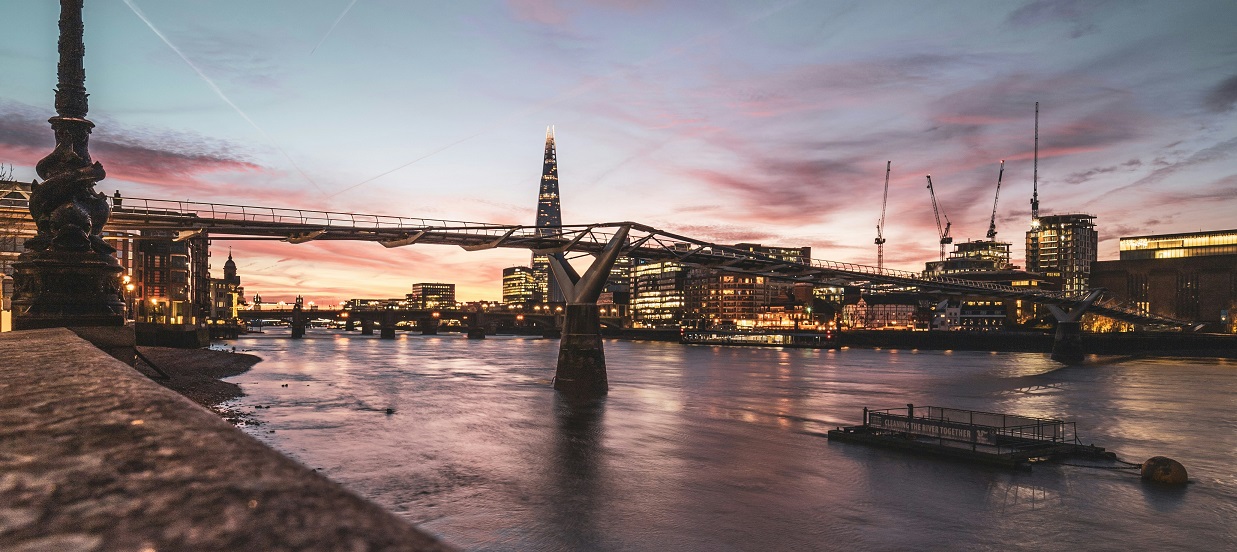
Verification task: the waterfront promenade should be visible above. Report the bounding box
[0,328,452,551]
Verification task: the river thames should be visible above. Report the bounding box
[222,330,1235,551]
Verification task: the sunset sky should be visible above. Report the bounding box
[2,1,1235,303]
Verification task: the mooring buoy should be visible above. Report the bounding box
[1141,456,1188,484]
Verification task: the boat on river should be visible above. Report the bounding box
[827,404,1114,469]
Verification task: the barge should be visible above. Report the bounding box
[827,404,1114,469]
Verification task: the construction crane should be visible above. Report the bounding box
[925,174,952,261]
[875,161,891,270]
[1031,102,1040,227]
[986,160,1006,240]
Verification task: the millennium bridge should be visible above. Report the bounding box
[105,194,1184,326]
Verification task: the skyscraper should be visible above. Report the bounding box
[1026,214,1097,294]
[502,266,536,306]
[531,126,564,303]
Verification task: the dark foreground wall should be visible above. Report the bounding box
[0,328,454,551]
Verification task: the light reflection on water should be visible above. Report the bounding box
[225,330,1237,551]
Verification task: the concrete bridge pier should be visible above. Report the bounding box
[360,317,374,336]
[380,306,396,339]
[546,226,630,400]
[1046,289,1104,364]
[466,313,486,339]
[290,297,306,339]
[420,317,439,335]
[345,316,355,331]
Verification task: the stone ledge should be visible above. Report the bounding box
[0,328,454,551]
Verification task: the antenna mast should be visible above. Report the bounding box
[1031,102,1040,224]
[875,161,891,270]
[987,160,1005,240]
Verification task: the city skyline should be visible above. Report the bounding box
[1,1,1235,303]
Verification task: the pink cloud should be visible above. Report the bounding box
[506,0,653,26]
[506,0,572,26]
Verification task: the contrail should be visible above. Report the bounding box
[311,0,361,55]
[121,0,325,195]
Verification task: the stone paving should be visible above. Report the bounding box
[0,328,454,551]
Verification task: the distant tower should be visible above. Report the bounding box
[223,248,239,285]
[531,126,564,303]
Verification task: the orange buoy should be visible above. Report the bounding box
[1141,456,1188,485]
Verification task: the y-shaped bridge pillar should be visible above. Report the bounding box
[546,226,630,400]
[1045,289,1104,364]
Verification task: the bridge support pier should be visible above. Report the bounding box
[290,297,306,339]
[420,318,438,335]
[360,318,374,336]
[466,313,485,339]
[344,317,355,331]
[546,226,629,401]
[554,304,606,397]
[380,306,396,339]
[1051,321,1083,363]
[1046,289,1104,364]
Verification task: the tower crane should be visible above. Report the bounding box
[986,160,1005,240]
[875,161,891,271]
[925,175,951,261]
[1031,102,1040,227]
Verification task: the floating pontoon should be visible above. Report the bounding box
[827,404,1114,469]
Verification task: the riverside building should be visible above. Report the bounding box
[923,239,1047,329]
[407,283,456,310]
[502,266,537,307]
[631,260,688,328]
[1091,229,1237,332]
[1026,214,1097,294]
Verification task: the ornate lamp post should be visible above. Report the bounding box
[11,0,124,329]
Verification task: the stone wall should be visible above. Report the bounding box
[0,328,454,551]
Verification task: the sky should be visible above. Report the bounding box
[2,0,1235,304]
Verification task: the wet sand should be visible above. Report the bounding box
[136,346,262,423]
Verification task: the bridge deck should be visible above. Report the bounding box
[12,195,1188,328]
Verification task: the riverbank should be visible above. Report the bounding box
[0,328,453,551]
[137,345,261,408]
[137,346,266,427]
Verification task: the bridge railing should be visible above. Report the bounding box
[114,196,515,233]
[108,198,1190,327]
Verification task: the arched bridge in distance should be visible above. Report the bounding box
[101,194,1193,399]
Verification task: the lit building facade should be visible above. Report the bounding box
[844,293,921,329]
[921,239,1047,329]
[631,260,688,328]
[0,180,37,329]
[1026,213,1097,294]
[208,250,245,319]
[407,283,456,310]
[931,299,1009,331]
[530,127,564,303]
[134,229,209,325]
[502,266,536,306]
[925,240,1013,275]
[601,255,634,318]
[1091,229,1237,331]
[682,243,810,329]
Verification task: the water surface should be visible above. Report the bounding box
[224,330,1237,551]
